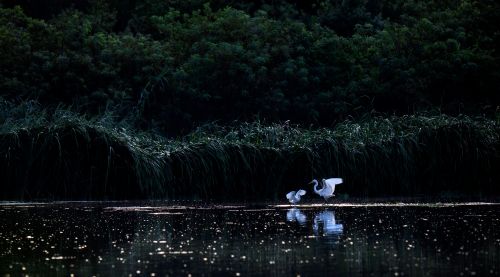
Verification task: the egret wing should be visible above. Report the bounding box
[324,178,343,186]
[297,189,306,196]
[286,191,296,200]
[325,178,342,192]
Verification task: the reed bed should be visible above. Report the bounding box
[0,109,498,200]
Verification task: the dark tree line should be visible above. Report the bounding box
[1,0,499,135]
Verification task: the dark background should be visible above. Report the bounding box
[1,0,498,135]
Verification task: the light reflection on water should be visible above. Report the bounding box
[313,210,344,236]
[286,208,307,225]
[0,202,499,276]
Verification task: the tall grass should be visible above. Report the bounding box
[0,103,498,200]
[170,116,500,199]
[0,102,166,199]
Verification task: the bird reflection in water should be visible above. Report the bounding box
[313,210,343,235]
[286,208,307,225]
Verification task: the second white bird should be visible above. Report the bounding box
[286,190,306,204]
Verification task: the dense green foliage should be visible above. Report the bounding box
[1,1,499,134]
[1,104,498,199]
[1,1,499,199]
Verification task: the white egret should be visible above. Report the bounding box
[286,190,306,204]
[313,210,343,235]
[311,178,343,200]
[286,208,307,225]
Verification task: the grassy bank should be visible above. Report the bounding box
[0,111,498,200]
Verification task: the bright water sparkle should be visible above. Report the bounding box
[0,202,499,276]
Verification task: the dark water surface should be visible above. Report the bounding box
[0,202,499,276]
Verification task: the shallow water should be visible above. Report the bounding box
[0,202,499,276]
